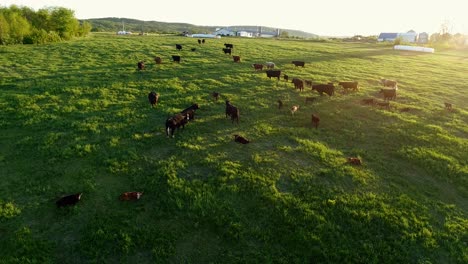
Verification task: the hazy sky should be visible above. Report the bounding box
[2,0,467,36]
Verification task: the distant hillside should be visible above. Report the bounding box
[82,17,318,38]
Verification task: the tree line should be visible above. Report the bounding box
[0,5,91,45]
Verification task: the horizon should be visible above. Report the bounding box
[2,0,467,36]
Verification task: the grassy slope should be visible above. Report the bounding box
[0,34,467,263]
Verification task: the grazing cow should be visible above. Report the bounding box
[292,61,305,67]
[224,43,233,49]
[234,134,250,144]
[198,39,201,44]
[154,56,162,64]
[56,193,82,207]
[176,44,182,50]
[312,84,335,96]
[191,48,196,52]
[119,191,143,201]
[181,103,200,120]
[305,80,313,88]
[292,78,304,91]
[362,98,375,105]
[380,79,398,89]
[347,157,362,165]
[283,74,289,82]
[225,100,240,124]
[376,101,390,109]
[305,97,316,104]
[444,102,452,111]
[266,70,282,80]
[290,105,299,116]
[380,88,396,101]
[311,114,320,129]
[212,92,220,101]
[265,62,275,69]
[233,55,241,62]
[137,61,145,70]
[172,55,181,63]
[148,91,159,107]
[277,99,283,109]
[222,48,232,55]
[339,81,359,92]
[165,113,190,137]
[252,63,264,71]
[202,39,205,44]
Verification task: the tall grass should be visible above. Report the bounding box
[0,33,467,263]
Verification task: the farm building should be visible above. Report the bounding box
[418,32,429,43]
[237,31,253,38]
[377,33,398,42]
[214,28,235,36]
[378,30,418,43]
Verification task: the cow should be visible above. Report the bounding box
[312,84,335,96]
[277,99,283,110]
[233,56,241,62]
[252,64,264,71]
[305,80,313,88]
[212,92,220,101]
[172,55,181,63]
[311,114,320,129]
[361,98,375,105]
[290,105,299,116]
[380,88,396,101]
[165,112,189,137]
[148,91,159,107]
[222,48,232,55]
[444,102,453,111]
[119,192,143,201]
[224,43,233,49]
[339,81,359,92]
[305,97,316,104]
[176,44,182,50]
[225,100,240,124]
[181,103,200,120]
[198,39,201,44]
[347,157,362,165]
[283,74,289,82]
[265,62,275,69]
[234,134,250,144]
[292,61,305,67]
[266,70,281,80]
[202,39,205,44]
[154,56,162,64]
[191,48,196,52]
[137,61,145,70]
[380,79,398,89]
[292,78,304,91]
[56,193,82,207]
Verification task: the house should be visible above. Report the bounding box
[214,28,235,36]
[399,30,418,43]
[378,33,398,42]
[237,31,253,38]
[418,32,429,43]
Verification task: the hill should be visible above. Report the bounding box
[0,34,466,262]
[82,17,318,38]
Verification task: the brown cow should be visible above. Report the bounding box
[292,78,304,91]
[312,84,335,96]
[154,56,162,64]
[444,102,453,111]
[339,81,359,92]
[233,56,241,62]
[119,192,143,201]
[292,61,305,67]
[347,157,362,165]
[252,64,264,71]
[137,61,145,70]
[283,74,289,82]
[380,88,396,101]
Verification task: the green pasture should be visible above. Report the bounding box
[0,33,467,263]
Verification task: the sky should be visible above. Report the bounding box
[2,0,467,36]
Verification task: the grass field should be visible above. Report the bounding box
[0,33,467,263]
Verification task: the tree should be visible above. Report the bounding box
[0,13,11,44]
[49,7,79,40]
[280,31,289,38]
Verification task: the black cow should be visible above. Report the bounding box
[212,92,220,101]
[148,91,159,107]
[222,48,232,55]
[191,48,196,52]
[56,193,82,207]
[137,61,145,70]
[312,84,335,96]
[380,88,396,101]
[202,39,205,44]
[234,134,249,144]
[292,78,304,91]
[165,113,190,137]
[266,70,281,80]
[176,44,182,50]
[292,61,305,67]
[224,43,233,49]
[225,100,240,124]
[172,55,181,63]
[198,39,201,44]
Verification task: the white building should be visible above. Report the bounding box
[237,31,253,37]
[214,28,235,36]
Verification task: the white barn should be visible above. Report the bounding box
[237,31,253,38]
